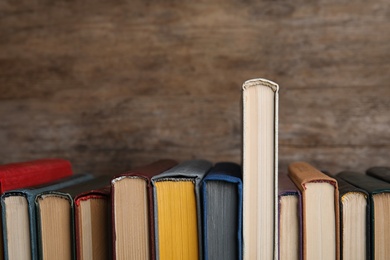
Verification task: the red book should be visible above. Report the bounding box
[74,177,113,260]
[0,158,73,193]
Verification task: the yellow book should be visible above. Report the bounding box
[152,160,212,260]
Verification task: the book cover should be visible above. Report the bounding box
[74,184,112,260]
[111,159,178,260]
[152,159,212,260]
[278,173,301,260]
[242,78,279,260]
[0,158,73,193]
[201,162,242,260]
[35,175,114,260]
[288,162,339,260]
[337,171,390,259]
[366,166,390,183]
[1,173,93,260]
[332,173,370,260]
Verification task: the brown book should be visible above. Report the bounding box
[288,162,340,260]
[111,159,178,260]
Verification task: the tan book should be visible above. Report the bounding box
[288,162,340,260]
[242,78,279,260]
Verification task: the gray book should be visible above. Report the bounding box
[152,159,212,260]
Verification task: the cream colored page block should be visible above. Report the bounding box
[279,196,299,260]
[79,200,93,260]
[79,199,109,260]
[373,193,390,259]
[114,178,149,260]
[243,81,275,260]
[305,182,336,260]
[39,196,72,260]
[341,193,366,260]
[5,196,31,260]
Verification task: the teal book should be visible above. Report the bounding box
[332,174,369,260]
[1,173,93,260]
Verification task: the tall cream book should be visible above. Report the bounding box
[242,78,279,260]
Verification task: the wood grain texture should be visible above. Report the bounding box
[0,0,389,175]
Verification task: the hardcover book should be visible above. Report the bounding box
[0,158,73,193]
[152,159,212,260]
[338,171,390,259]
[201,162,242,260]
[242,78,279,260]
[34,175,114,260]
[111,159,178,260]
[366,166,390,183]
[332,174,369,260]
[74,183,112,260]
[288,162,339,260]
[0,158,73,260]
[278,173,301,260]
[1,173,93,260]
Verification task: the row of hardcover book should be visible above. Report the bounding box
[0,158,245,260]
[2,157,389,260]
[2,77,383,260]
[280,162,390,260]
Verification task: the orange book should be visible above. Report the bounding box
[288,162,340,260]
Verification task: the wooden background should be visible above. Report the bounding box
[0,0,389,175]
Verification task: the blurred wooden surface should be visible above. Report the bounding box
[0,0,389,175]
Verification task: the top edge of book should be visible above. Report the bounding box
[242,78,279,92]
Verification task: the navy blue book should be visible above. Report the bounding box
[1,173,94,260]
[201,162,242,260]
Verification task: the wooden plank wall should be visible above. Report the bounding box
[0,0,389,175]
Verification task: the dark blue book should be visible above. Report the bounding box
[201,162,242,260]
[1,173,94,260]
